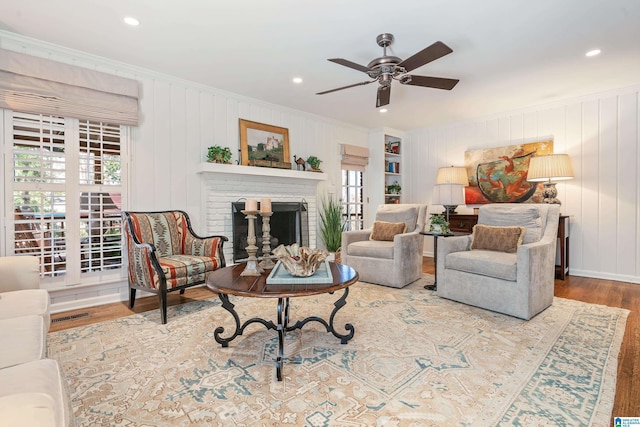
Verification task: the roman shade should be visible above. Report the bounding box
[0,49,140,125]
[341,144,370,172]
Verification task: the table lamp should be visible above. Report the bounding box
[432,184,465,221]
[435,166,469,215]
[526,154,574,204]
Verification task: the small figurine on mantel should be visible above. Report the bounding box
[293,155,306,171]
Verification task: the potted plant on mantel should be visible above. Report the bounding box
[307,155,322,172]
[319,194,345,262]
[207,145,232,164]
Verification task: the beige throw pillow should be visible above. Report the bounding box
[370,221,407,241]
[375,206,418,232]
[470,224,526,253]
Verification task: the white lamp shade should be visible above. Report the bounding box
[432,184,465,206]
[527,154,574,182]
[436,166,469,186]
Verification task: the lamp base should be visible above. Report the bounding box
[541,182,561,204]
[441,205,459,215]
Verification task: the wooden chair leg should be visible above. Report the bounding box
[129,288,137,308]
[160,292,168,324]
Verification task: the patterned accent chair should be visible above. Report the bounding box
[437,204,560,320]
[123,210,227,324]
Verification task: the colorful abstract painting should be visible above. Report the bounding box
[464,140,553,204]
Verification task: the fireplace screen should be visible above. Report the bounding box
[231,201,309,262]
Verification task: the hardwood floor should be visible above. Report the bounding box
[50,258,640,419]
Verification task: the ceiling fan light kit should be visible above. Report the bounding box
[317,33,459,108]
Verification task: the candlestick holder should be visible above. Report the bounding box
[258,211,275,270]
[240,210,264,276]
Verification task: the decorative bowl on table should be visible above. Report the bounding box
[272,243,329,277]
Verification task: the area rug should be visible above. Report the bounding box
[48,276,629,427]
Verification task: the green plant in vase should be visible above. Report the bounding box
[307,155,322,171]
[319,194,346,256]
[386,181,402,194]
[429,214,450,235]
[207,146,232,163]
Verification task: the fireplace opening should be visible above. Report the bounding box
[231,201,309,263]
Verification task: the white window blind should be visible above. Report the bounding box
[0,49,139,125]
[341,144,370,172]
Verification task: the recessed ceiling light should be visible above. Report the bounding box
[379,108,388,113]
[123,16,140,26]
[292,77,303,84]
[585,49,601,57]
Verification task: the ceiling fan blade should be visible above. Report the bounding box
[376,86,391,108]
[401,75,460,90]
[328,58,372,73]
[397,41,453,72]
[316,80,375,95]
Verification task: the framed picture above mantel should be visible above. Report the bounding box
[239,119,291,169]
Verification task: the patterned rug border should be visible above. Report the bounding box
[48,275,630,427]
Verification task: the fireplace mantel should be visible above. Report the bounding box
[197,163,327,181]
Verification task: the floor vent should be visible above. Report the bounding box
[52,312,90,323]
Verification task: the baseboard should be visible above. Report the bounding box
[50,286,155,314]
[49,284,208,314]
[569,269,640,285]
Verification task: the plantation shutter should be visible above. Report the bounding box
[0,49,139,125]
[12,113,68,276]
[341,144,370,172]
[10,111,125,280]
[78,120,124,273]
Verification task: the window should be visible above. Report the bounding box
[341,169,364,231]
[5,110,127,286]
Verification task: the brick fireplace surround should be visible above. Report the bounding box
[197,163,327,264]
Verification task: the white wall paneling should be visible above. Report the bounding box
[407,87,640,283]
[0,32,368,311]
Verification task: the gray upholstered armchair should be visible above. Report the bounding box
[341,204,427,288]
[437,204,560,320]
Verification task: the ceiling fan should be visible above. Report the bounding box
[317,33,459,108]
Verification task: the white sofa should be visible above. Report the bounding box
[0,256,72,427]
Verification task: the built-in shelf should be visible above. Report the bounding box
[197,163,327,181]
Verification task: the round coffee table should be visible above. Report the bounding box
[206,262,359,381]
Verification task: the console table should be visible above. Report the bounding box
[442,213,570,280]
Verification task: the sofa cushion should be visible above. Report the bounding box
[0,316,46,370]
[370,221,407,241]
[155,255,220,289]
[0,256,40,293]
[0,359,70,427]
[445,250,517,281]
[478,204,544,244]
[347,240,394,259]
[375,206,418,232]
[470,225,526,253]
[0,289,50,331]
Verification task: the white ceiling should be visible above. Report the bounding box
[1,0,640,131]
